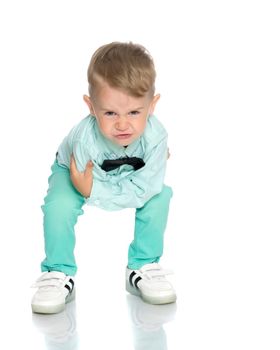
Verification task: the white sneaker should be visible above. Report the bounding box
[31,271,75,314]
[126,263,177,305]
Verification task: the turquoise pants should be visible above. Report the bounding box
[41,160,173,276]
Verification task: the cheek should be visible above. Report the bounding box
[99,120,112,130]
[132,119,147,133]
[96,119,111,135]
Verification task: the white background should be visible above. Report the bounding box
[0,0,279,349]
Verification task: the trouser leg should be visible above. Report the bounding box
[128,185,173,269]
[40,160,85,276]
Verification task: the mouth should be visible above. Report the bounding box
[115,134,133,140]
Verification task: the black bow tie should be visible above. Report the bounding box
[101,157,145,172]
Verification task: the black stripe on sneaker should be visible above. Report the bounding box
[134,276,142,289]
[129,271,137,287]
[64,284,71,292]
[69,278,74,291]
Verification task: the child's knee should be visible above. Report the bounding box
[42,191,84,217]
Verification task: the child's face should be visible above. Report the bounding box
[84,82,160,146]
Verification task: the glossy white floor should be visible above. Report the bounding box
[2,197,280,349]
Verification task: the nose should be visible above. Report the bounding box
[115,116,129,131]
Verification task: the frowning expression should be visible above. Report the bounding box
[84,82,160,146]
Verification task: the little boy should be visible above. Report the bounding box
[31,42,176,314]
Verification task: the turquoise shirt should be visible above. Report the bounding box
[56,114,168,211]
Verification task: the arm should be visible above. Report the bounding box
[70,155,93,198]
[57,138,94,198]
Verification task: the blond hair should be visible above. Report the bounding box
[87,42,156,99]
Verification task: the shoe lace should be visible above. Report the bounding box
[139,263,173,281]
[31,271,66,289]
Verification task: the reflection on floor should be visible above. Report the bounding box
[32,295,177,350]
[32,301,78,350]
[126,295,177,350]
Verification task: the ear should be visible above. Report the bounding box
[83,95,95,115]
[149,94,160,115]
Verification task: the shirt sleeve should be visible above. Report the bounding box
[86,136,168,210]
[56,138,91,172]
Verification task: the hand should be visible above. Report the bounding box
[70,154,93,198]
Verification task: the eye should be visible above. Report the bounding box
[129,110,140,117]
[104,111,117,117]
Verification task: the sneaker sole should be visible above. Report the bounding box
[126,281,176,305]
[31,289,75,314]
